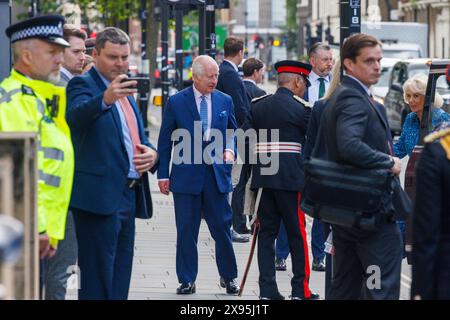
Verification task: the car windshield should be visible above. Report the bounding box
[377,66,392,87]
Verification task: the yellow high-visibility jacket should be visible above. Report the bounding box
[0,69,74,247]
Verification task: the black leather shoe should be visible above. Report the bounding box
[176,282,196,294]
[231,230,250,243]
[312,258,326,272]
[275,258,287,271]
[260,292,285,300]
[220,277,240,295]
[291,292,320,300]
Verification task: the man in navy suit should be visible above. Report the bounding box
[66,27,158,300]
[321,34,402,299]
[157,55,240,295]
[242,57,266,101]
[217,36,251,241]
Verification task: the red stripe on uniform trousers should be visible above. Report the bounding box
[277,66,310,76]
[297,192,312,298]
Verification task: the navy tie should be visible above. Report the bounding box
[200,95,208,133]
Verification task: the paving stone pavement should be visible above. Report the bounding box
[67,87,412,300]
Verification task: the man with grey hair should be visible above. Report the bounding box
[43,23,87,301]
[66,27,158,300]
[157,55,240,295]
[1,15,75,300]
[305,42,334,272]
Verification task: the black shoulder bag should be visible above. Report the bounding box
[300,98,394,231]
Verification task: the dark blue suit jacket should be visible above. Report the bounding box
[216,60,250,127]
[157,86,237,194]
[66,67,156,219]
[304,99,328,159]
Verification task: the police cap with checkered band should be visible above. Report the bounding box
[5,15,70,48]
[274,60,312,87]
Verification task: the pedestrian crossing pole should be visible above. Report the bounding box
[161,2,170,114]
[205,0,216,59]
[339,0,361,79]
[139,0,150,135]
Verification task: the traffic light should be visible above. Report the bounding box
[253,34,263,49]
[316,23,323,42]
[304,23,312,49]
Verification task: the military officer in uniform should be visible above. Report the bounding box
[247,60,319,300]
[411,121,450,300]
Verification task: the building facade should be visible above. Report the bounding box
[298,0,449,59]
[229,0,288,64]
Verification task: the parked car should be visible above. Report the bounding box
[384,59,450,134]
[371,58,400,105]
[401,59,450,263]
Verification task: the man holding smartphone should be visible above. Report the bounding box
[66,27,158,300]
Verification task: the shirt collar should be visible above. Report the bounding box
[310,70,329,83]
[60,67,74,80]
[345,74,371,96]
[95,67,111,86]
[224,59,239,72]
[193,84,211,100]
[243,78,256,85]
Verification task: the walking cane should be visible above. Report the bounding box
[238,188,263,297]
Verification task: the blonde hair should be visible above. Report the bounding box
[403,73,443,108]
[323,58,341,100]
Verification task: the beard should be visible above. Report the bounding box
[47,70,61,84]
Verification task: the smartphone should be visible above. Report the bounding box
[121,77,150,95]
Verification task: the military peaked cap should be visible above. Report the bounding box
[274,60,312,87]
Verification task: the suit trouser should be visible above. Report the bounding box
[72,186,136,300]
[275,221,290,260]
[328,222,402,300]
[231,162,252,232]
[173,166,238,283]
[257,189,312,298]
[43,211,78,300]
[311,218,326,261]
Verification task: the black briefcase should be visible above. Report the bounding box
[301,158,393,230]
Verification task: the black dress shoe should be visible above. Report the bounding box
[275,258,287,271]
[260,292,285,300]
[312,258,326,272]
[231,230,250,243]
[176,282,196,294]
[220,277,240,295]
[290,292,320,300]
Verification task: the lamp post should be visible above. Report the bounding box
[244,10,248,56]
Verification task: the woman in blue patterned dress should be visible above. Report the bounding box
[393,73,449,257]
[394,73,450,158]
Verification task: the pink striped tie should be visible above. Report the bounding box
[118,96,142,158]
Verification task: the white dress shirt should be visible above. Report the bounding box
[307,70,330,105]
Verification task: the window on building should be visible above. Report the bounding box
[272,0,286,27]
[246,0,259,28]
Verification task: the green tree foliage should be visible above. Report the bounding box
[15,0,141,29]
[284,0,298,53]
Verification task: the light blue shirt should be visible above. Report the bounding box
[192,85,234,155]
[97,67,140,179]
